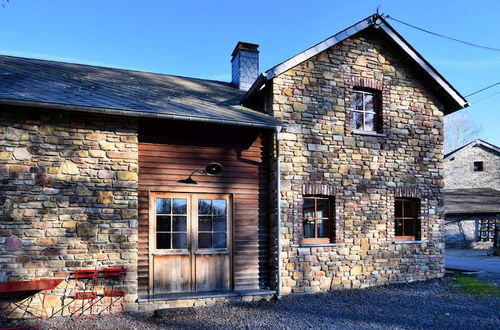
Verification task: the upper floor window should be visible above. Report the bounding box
[473,161,484,172]
[303,196,334,244]
[353,90,380,132]
[394,198,419,241]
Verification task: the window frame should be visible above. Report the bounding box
[352,88,381,133]
[394,198,419,241]
[473,161,484,172]
[302,195,334,244]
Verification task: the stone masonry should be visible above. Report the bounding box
[0,108,138,315]
[270,29,446,294]
[444,143,500,190]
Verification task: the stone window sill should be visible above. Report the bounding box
[392,240,428,244]
[293,243,345,248]
[352,130,388,138]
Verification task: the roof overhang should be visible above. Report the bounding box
[0,98,280,130]
[243,14,468,113]
[445,139,500,160]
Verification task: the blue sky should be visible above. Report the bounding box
[1,0,499,146]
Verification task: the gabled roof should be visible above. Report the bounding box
[445,139,500,160]
[0,55,280,129]
[243,14,468,114]
[444,188,500,215]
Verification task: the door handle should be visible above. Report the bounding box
[187,241,192,251]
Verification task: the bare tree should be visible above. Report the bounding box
[444,112,482,153]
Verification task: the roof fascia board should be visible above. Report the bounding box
[0,98,278,130]
[265,18,371,80]
[243,15,467,112]
[377,23,467,110]
[445,139,500,159]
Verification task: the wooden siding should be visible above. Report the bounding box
[138,121,271,295]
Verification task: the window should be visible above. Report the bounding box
[473,161,484,172]
[394,198,419,241]
[352,90,380,132]
[155,198,188,249]
[302,196,334,244]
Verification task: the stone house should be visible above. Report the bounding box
[444,140,500,249]
[0,14,468,314]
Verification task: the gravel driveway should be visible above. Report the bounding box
[4,276,499,330]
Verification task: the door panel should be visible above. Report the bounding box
[153,254,191,293]
[149,193,231,295]
[193,196,231,292]
[195,253,230,292]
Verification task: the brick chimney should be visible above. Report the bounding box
[231,42,259,91]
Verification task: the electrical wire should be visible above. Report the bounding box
[469,89,500,105]
[465,81,500,97]
[386,15,500,52]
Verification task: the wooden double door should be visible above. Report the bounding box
[149,193,231,294]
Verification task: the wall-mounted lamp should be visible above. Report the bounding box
[177,162,223,184]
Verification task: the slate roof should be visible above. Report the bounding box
[0,55,280,129]
[445,139,500,160]
[444,188,500,215]
[243,14,467,114]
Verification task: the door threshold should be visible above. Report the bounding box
[138,289,275,303]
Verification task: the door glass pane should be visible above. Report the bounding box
[199,216,212,231]
[303,199,314,218]
[173,216,187,232]
[303,219,314,238]
[365,113,375,131]
[213,233,226,248]
[198,199,212,215]
[316,199,328,218]
[395,219,403,236]
[214,216,226,231]
[198,233,212,248]
[173,199,187,214]
[353,92,363,110]
[172,233,187,249]
[213,200,226,215]
[317,219,328,238]
[156,198,171,214]
[156,233,171,249]
[354,112,363,130]
[156,216,171,231]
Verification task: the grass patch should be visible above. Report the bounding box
[451,274,500,299]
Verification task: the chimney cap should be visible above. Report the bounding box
[231,42,259,58]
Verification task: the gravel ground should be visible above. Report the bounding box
[3,275,499,330]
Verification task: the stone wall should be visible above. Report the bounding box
[271,29,446,294]
[0,107,138,314]
[444,144,500,190]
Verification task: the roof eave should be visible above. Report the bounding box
[241,73,267,104]
[244,14,468,113]
[0,98,279,130]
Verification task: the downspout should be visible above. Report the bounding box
[275,126,282,299]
